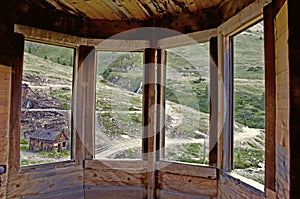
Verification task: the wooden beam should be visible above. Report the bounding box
[75,45,96,163]
[209,37,218,166]
[143,48,157,199]
[217,33,225,170]
[14,24,87,47]
[263,2,276,192]
[217,0,270,36]
[156,49,166,160]
[157,29,217,49]
[8,33,24,176]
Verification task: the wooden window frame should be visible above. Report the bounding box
[216,0,274,194]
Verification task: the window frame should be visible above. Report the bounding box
[219,14,267,193]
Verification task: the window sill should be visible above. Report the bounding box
[19,159,76,174]
[222,171,264,196]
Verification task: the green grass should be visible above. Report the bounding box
[39,149,71,158]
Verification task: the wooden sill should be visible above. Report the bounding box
[223,171,264,196]
[19,159,76,174]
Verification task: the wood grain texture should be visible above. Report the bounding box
[263,3,276,192]
[7,166,83,198]
[0,65,11,165]
[275,143,289,198]
[157,161,217,179]
[14,24,87,47]
[84,185,146,199]
[209,37,218,166]
[157,189,212,199]
[218,173,264,199]
[75,45,96,162]
[84,160,147,187]
[157,171,217,197]
[8,34,24,176]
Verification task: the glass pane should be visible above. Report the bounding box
[233,21,265,184]
[95,51,143,159]
[165,43,210,164]
[21,41,74,166]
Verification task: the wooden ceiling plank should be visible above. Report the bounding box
[101,0,135,20]
[193,0,223,10]
[137,0,162,17]
[118,0,149,20]
[61,0,106,19]
[86,0,121,20]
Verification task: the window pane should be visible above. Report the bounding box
[233,22,265,184]
[165,43,210,164]
[21,41,74,166]
[95,51,143,159]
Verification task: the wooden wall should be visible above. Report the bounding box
[0,64,11,199]
[274,1,290,198]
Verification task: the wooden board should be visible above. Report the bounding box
[218,173,264,199]
[0,65,11,165]
[157,171,217,197]
[7,166,83,198]
[84,185,146,199]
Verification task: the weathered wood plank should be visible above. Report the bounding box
[263,3,276,192]
[217,33,225,169]
[85,159,147,170]
[7,166,83,198]
[217,0,269,36]
[75,45,96,162]
[218,173,264,199]
[118,0,149,20]
[157,29,217,49]
[86,0,121,20]
[143,48,158,199]
[209,37,218,166]
[84,160,147,187]
[62,0,105,19]
[8,33,24,176]
[90,39,150,51]
[274,30,289,75]
[157,171,217,197]
[276,70,289,109]
[21,186,84,199]
[275,143,289,198]
[156,161,217,179]
[156,49,166,160]
[0,65,11,166]
[14,24,87,47]
[84,185,146,199]
[157,189,211,199]
[84,169,147,187]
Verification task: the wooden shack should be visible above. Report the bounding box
[0,0,299,198]
[29,129,69,152]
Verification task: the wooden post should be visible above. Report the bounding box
[8,34,25,175]
[156,49,166,161]
[223,36,234,172]
[263,2,276,194]
[209,37,218,166]
[143,48,157,199]
[217,34,225,170]
[75,45,96,164]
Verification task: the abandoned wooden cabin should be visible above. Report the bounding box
[0,0,299,198]
[29,129,69,152]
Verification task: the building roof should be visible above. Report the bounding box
[30,129,68,142]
